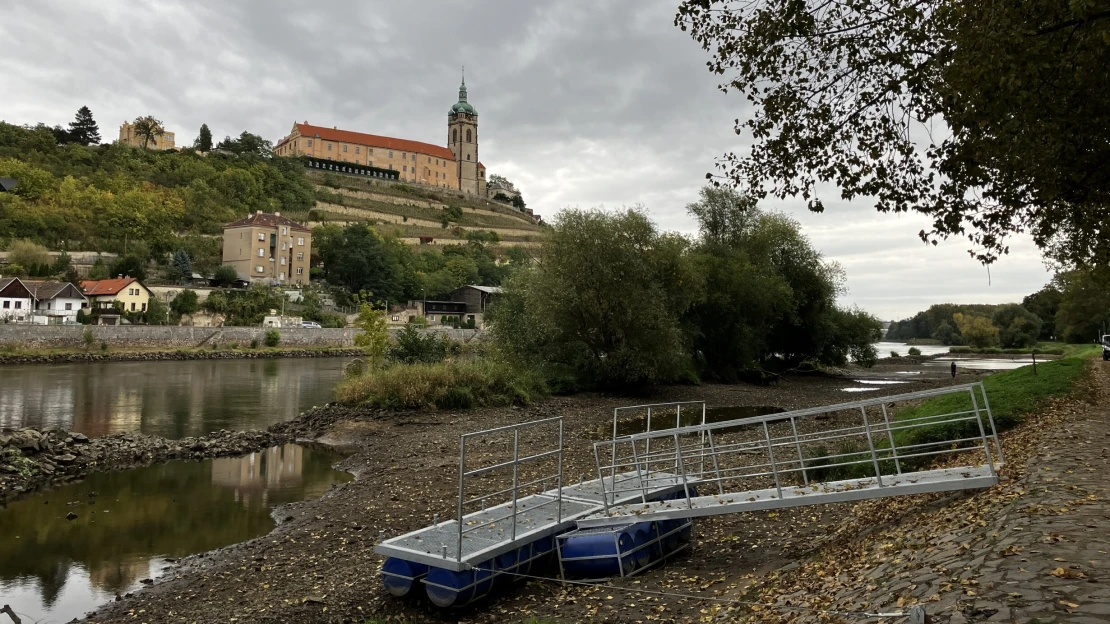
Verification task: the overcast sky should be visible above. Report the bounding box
[0,0,1052,320]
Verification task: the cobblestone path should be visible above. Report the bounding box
[725,362,1110,623]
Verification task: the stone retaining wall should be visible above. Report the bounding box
[0,325,481,349]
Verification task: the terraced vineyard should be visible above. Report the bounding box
[308,171,543,246]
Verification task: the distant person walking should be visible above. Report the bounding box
[951,361,957,378]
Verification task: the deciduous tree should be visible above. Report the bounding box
[131,116,165,149]
[677,1,1110,266]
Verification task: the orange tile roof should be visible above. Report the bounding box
[80,277,142,297]
[288,123,456,162]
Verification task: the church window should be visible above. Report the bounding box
[467,154,471,160]
[306,139,312,147]
[466,129,472,142]
[452,129,458,143]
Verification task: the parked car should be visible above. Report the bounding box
[302,321,322,329]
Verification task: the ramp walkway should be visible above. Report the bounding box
[580,383,1002,527]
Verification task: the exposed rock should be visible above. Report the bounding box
[65,512,77,520]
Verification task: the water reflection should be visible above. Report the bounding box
[0,443,351,623]
[0,357,351,439]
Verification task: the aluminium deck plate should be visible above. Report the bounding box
[575,465,999,528]
[374,471,695,571]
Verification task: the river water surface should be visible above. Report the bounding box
[0,443,352,623]
[0,357,352,438]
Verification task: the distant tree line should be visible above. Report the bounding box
[886,269,1110,347]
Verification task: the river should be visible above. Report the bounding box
[0,443,352,623]
[0,357,353,438]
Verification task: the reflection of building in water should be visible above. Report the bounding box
[211,444,304,506]
[87,557,152,594]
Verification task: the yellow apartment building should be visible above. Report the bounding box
[118,121,176,150]
[222,211,312,285]
[273,76,487,196]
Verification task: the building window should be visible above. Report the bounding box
[258,248,265,257]
[142,303,147,312]
[369,148,374,155]
[2,301,7,309]
[392,315,399,321]
[452,129,458,143]
[14,301,20,309]
[388,151,393,158]
[280,257,286,265]
[343,145,348,152]
[279,271,285,280]
[403,166,407,172]
[282,226,288,235]
[307,139,313,147]
[355,146,360,154]
[65,302,72,311]
[296,267,303,274]
[428,314,435,322]
[297,252,304,260]
[256,266,264,273]
[327,143,332,151]
[130,302,136,311]
[466,129,472,142]
[428,156,431,163]
[297,237,305,246]
[258,232,265,241]
[281,242,287,250]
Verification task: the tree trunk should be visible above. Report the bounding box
[1,604,22,624]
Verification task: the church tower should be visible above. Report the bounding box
[448,73,479,195]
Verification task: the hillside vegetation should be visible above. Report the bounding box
[0,121,313,273]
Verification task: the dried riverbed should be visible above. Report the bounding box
[20,358,986,624]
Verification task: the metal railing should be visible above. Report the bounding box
[590,383,1001,515]
[455,416,565,561]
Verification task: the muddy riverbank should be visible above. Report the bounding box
[61,359,988,623]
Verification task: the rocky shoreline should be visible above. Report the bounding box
[0,401,372,505]
[0,347,364,366]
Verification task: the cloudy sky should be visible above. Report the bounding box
[0,0,1052,319]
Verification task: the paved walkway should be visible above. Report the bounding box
[725,362,1110,623]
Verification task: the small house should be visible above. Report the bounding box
[24,281,87,324]
[81,277,154,314]
[0,277,33,323]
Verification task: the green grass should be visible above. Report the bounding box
[814,347,1095,480]
[336,358,548,410]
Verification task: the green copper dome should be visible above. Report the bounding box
[450,77,477,116]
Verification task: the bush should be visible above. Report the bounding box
[949,346,972,354]
[907,347,922,356]
[890,351,900,358]
[264,329,280,347]
[389,325,448,364]
[100,342,108,352]
[249,338,259,349]
[335,358,547,410]
[214,265,238,287]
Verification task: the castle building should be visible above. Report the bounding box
[118,120,175,150]
[274,76,487,196]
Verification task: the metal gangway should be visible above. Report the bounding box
[578,382,1002,528]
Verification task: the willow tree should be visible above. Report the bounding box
[677,1,1110,266]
